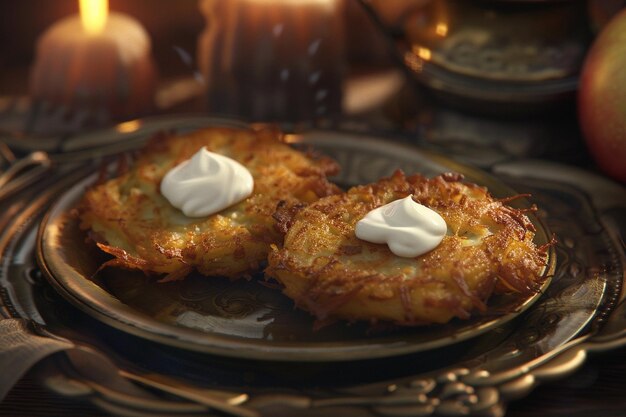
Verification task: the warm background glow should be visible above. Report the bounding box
[414,46,432,61]
[79,0,108,34]
[435,23,448,37]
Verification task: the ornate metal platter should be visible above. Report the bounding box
[36,129,553,362]
[1,116,624,416]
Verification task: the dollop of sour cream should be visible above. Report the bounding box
[355,196,447,258]
[160,147,254,217]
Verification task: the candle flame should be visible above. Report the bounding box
[79,0,108,35]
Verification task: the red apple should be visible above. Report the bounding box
[579,8,626,183]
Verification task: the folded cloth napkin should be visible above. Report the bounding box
[0,317,196,408]
[0,318,73,401]
[0,318,253,416]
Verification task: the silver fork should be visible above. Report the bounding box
[0,142,16,169]
[0,151,52,201]
[0,97,90,202]
[0,126,143,203]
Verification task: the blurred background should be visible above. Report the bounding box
[0,0,391,95]
[1,0,626,181]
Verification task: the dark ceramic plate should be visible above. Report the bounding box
[36,125,555,362]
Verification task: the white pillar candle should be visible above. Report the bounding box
[30,0,157,122]
[197,0,345,123]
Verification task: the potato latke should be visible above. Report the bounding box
[266,170,549,325]
[79,127,340,280]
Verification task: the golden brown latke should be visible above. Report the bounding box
[79,127,340,280]
[266,170,549,325]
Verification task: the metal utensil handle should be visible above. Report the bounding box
[0,151,52,201]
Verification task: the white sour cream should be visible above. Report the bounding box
[355,196,447,258]
[160,147,254,217]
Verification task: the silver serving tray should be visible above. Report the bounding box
[1,116,624,417]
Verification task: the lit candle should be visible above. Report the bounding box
[197,0,345,123]
[30,0,157,122]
